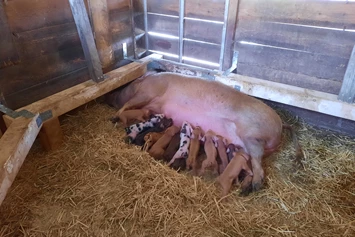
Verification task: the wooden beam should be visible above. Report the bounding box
[3,54,162,125]
[0,114,42,205]
[215,73,355,122]
[88,0,114,70]
[38,117,64,151]
[69,0,104,82]
[338,45,355,103]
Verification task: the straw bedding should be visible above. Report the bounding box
[0,101,354,237]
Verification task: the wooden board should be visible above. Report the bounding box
[3,54,161,124]
[235,42,348,84]
[4,0,75,32]
[236,63,342,95]
[4,68,90,109]
[238,0,355,29]
[14,23,81,60]
[0,2,20,69]
[0,46,87,97]
[235,20,355,59]
[69,0,104,82]
[214,72,355,122]
[0,115,42,206]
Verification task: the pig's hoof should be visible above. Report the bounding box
[110,117,120,123]
[239,184,252,196]
[124,136,133,144]
[252,181,263,192]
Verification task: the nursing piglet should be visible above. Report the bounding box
[199,130,219,176]
[148,125,180,159]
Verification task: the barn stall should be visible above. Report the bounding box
[0,0,355,236]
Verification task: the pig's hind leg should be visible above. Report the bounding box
[241,138,265,195]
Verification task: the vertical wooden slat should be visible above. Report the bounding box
[88,0,114,70]
[69,0,104,82]
[338,45,355,103]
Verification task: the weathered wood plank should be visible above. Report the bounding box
[0,46,87,96]
[0,1,20,68]
[38,117,64,151]
[107,0,130,12]
[237,63,342,95]
[89,0,114,69]
[14,23,81,60]
[238,0,355,29]
[69,0,104,82]
[234,20,355,58]
[4,67,90,110]
[4,0,75,32]
[3,54,161,124]
[338,45,355,103]
[213,72,355,122]
[235,42,348,82]
[0,115,42,206]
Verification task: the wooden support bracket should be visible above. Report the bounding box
[338,45,355,103]
[38,117,64,151]
[0,114,42,206]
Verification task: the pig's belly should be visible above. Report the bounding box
[160,103,245,147]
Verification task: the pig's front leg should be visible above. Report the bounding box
[186,126,202,171]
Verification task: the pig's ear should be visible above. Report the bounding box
[232,151,236,157]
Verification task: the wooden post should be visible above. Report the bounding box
[38,117,64,151]
[69,0,104,82]
[221,0,239,71]
[0,115,42,205]
[338,45,355,103]
[88,0,114,70]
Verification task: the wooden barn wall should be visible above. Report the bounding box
[0,0,133,110]
[234,0,355,95]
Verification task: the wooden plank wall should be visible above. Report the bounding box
[0,0,133,110]
[133,0,226,69]
[234,0,355,94]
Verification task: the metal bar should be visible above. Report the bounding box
[338,44,355,103]
[69,0,104,82]
[219,0,231,71]
[178,0,185,63]
[129,0,137,59]
[143,0,149,53]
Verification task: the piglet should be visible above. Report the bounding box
[215,135,229,174]
[149,125,180,160]
[142,132,164,152]
[168,121,193,167]
[110,109,151,126]
[125,114,165,143]
[186,126,202,172]
[162,133,181,163]
[132,117,173,146]
[199,130,219,176]
[217,151,253,197]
